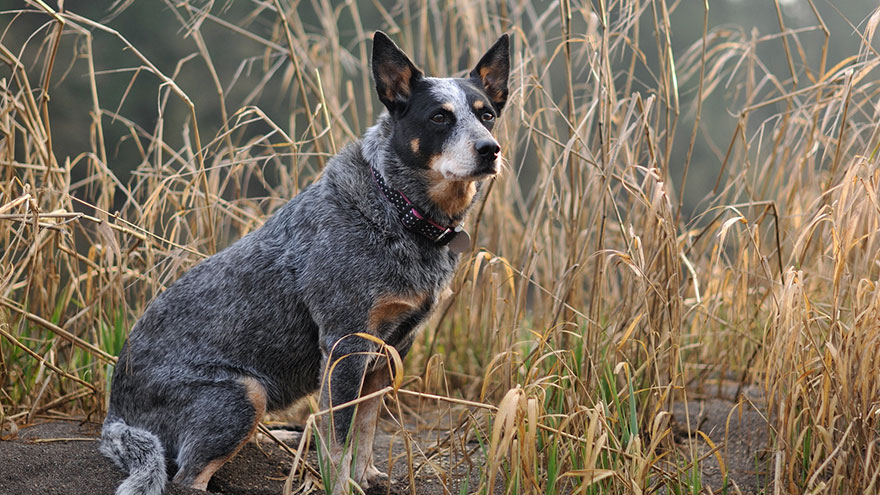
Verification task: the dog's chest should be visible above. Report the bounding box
[365,250,457,352]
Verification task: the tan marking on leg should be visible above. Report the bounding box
[367,293,427,334]
[189,377,268,491]
[425,169,477,218]
[410,138,420,154]
[192,459,225,491]
[241,376,268,440]
[473,100,485,110]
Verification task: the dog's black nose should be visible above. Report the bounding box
[475,139,500,159]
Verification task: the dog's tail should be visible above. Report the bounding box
[100,418,167,495]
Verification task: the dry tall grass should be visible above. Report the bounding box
[2,0,880,493]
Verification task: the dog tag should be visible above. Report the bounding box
[447,228,471,254]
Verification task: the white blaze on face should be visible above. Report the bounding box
[427,78,497,180]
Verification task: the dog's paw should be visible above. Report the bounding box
[362,464,389,488]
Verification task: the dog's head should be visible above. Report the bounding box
[371,31,509,181]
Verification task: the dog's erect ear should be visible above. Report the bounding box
[470,34,510,114]
[372,31,423,113]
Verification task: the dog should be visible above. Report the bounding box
[100,31,509,495]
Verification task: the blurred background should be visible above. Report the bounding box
[3,0,878,216]
[4,2,880,493]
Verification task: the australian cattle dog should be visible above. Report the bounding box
[100,31,509,495]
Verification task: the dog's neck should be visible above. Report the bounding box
[360,113,482,228]
[360,114,393,171]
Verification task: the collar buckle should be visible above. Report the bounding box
[434,225,464,246]
[434,227,454,244]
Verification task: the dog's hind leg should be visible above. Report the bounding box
[172,377,267,491]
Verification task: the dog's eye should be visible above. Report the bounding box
[430,113,448,124]
[481,111,495,122]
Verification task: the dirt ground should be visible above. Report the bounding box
[671,387,771,494]
[0,391,770,495]
[0,417,483,495]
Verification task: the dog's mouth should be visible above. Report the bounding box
[473,159,498,177]
[442,169,496,182]
[449,160,498,181]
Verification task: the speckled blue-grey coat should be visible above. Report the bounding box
[100,31,509,495]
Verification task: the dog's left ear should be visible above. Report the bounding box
[471,34,510,114]
[372,31,423,114]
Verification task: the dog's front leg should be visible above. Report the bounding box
[317,337,376,495]
[351,366,390,487]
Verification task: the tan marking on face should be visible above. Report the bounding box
[441,102,455,112]
[367,294,428,333]
[379,74,396,101]
[473,100,485,110]
[188,377,267,490]
[477,67,506,103]
[381,66,413,102]
[410,138,420,154]
[426,169,478,218]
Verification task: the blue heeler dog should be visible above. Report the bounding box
[100,31,509,495]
